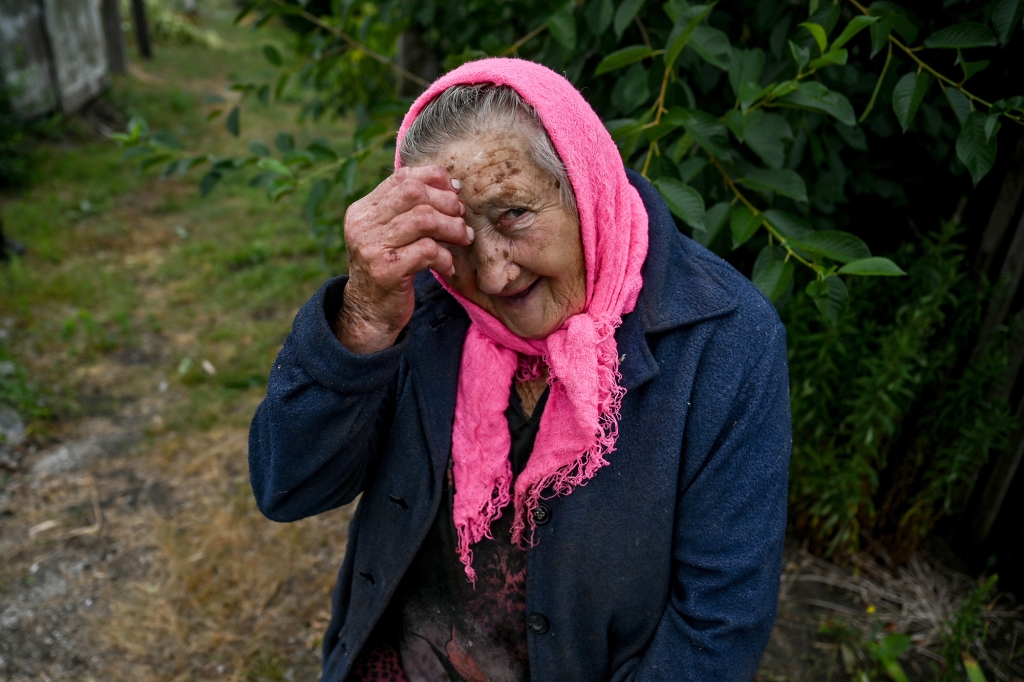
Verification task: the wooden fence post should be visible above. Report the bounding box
[130,0,152,59]
[100,0,127,73]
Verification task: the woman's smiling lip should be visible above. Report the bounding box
[497,277,541,303]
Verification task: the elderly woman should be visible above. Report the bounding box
[249,58,791,682]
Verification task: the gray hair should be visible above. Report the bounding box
[398,84,577,216]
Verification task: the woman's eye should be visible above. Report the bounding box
[501,206,532,228]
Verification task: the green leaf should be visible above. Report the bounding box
[985,113,1001,141]
[809,48,848,69]
[957,110,1000,185]
[274,73,289,101]
[665,4,714,69]
[799,22,828,53]
[595,45,659,75]
[741,168,809,202]
[891,72,932,133]
[694,201,731,246]
[923,22,998,49]
[763,209,813,240]
[308,141,338,162]
[225,106,240,137]
[730,206,764,248]
[869,2,919,42]
[752,244,787,280]
[275,132,295,153]
[688,25,732,69]
[669,108,732,158]
[777,82,856,126]
[585,0,614,35]
[677,156,706,181]
[248,141,271,157]
[262,44,282,66]
[728,48,765,100]
[268,180,296,201]
[613,0,645,38]
[742,110,793,169]
[807,275,848,325]
[838,257,906,276]
[789,40,811,69]
[753,260,795,302]
[199,171,222,197]
[150,130,183,150]
[962,655,988,682]
[139,152,174,171]
[955,52,990,82]
[547,2,577,50]
[336,157,359,194]
[739,82,767,111]
[992,0,1024,45]
[304,178,330,227]
[794,230,871,263]
[257,157,293,177]
[606,118,642,141]
[831,15,880,50]
[653,178,706,230]
[943,87,972,124]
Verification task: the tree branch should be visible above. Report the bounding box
[846,0,1024,126]
[707,154,820,273]
[264,0,429,88]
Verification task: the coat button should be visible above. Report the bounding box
[527,613,549,634]
[532,503,552,525]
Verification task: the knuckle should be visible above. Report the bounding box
[398,179,424,203]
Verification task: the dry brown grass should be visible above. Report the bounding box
[97,429,353,680]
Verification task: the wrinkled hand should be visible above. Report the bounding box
[334,165,473,354]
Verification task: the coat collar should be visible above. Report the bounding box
[616,171,737,390]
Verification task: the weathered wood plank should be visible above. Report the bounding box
[41,0,109,112]
[0,0,59,117]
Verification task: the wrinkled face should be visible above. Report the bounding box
[421,125,586,340]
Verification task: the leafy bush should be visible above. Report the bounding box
[786,223,1014,558]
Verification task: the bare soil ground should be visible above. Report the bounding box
[1,7,1021,682]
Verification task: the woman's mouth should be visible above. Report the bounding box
[499,277,541,305]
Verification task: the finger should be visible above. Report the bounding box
[378,178,465,225]
[398,164,461,192]
[387,204,474,248]
[379,165,460,199]
[395,237,455,278]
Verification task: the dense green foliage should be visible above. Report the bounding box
[786,223,1013,557]
[114,0,1023,558]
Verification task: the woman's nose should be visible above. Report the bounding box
[472,235,519,295]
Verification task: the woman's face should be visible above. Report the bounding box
[423,126,586,340]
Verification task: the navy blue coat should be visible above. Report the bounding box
[249,171,792,682]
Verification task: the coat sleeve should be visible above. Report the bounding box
[634,318,791,681]
[248,277,410,522]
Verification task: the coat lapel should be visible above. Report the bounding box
[617,170,740,391]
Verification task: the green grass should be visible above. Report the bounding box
[0,8,349,431]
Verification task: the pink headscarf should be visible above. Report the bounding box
[395,58,649,583]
